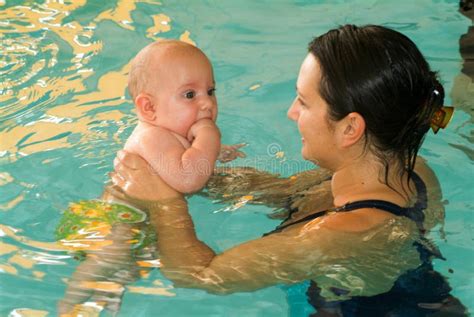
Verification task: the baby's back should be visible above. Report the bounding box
[123,125,144,156]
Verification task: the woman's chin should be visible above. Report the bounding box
[301,149,322,166]
[301,148,310,161]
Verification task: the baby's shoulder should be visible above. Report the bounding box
[131,125,178,144]
[133,124,169,137]
[125,125,184,153]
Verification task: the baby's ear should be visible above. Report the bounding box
[135,93,156,122]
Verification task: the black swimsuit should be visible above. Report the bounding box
[265,172,469,317]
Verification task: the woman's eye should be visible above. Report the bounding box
[208,88,216,96]
[184,91,196,99]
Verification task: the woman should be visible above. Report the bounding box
[110,25,467,316]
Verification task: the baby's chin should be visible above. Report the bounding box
[159,124,188,138]
[168,130,192,148]
[170,129,188,139]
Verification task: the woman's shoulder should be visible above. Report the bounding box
[319,208,398,233]
[321,157,441,233]
[414,157,445,231]
[414,156,441,193]
[284,156,441,234]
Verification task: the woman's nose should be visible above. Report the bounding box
[287,100,298,121]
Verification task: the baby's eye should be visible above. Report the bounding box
[207,88,216,96]
[184,91,196,99]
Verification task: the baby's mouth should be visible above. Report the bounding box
[197,112,213,121]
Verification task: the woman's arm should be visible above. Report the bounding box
[414,157,445,232]
[204,166,332,217]
[109,151,331,294]
[127,196,332,294]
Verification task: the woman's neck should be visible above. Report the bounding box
[330,153,412,207]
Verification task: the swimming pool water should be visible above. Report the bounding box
[0,0,472,316]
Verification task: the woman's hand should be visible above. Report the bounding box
[218,143,247,163]
[108,150,183,210]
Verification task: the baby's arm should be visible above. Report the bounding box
[137,120,221,193]
[180,119,221,191]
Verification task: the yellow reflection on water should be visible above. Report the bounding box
[0,0,188,159]
[0,2,98,57]
[0,64,130,157]
[179,30,196,46]
[8,252,36,269]
[96,0,141,31]
[0,172,27,211]
[127,285,175,297]
[0,263,18,275]
[0,1,194,313]
[147,13,171,38]
[0,224,69,251]
[0,241,19,256]
[0,172,14,186]
[33,270,46,279]
[0,193,25,211]
[8,308,49,317]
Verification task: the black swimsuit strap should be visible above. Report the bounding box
[264,172,428,236]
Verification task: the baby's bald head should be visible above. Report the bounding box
[128,40,209,101]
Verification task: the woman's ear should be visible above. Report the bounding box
[340,112,366,148]
[134,93,156,122]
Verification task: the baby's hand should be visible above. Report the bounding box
[187,118,219,142]
[218,143,247,163]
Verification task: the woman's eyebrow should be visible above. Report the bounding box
[295,86,307,101]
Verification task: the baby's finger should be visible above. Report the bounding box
[236,151,247,158]
[218,157,231,163]
[231,143,248,150]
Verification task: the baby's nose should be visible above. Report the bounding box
[200,99,215,111]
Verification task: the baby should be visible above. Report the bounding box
[57,40,228,314]
[124,39,221,193]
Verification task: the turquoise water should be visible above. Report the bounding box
[0,0,472,315]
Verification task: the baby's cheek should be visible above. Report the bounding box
[181,111,199,133]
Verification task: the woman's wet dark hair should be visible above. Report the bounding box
[308,24,444,190]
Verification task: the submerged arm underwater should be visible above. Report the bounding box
[204,166,333,218]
